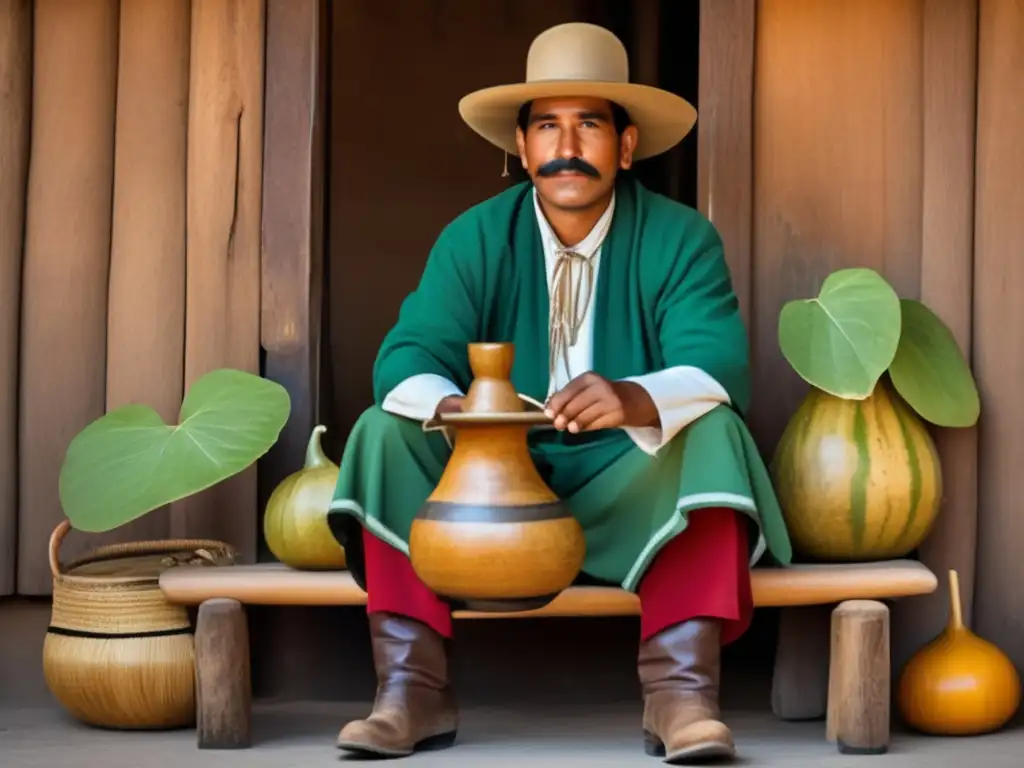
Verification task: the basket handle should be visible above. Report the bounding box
[49,519,72,579]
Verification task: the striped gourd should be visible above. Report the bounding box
[770,380,943,561]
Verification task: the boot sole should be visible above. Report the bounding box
[644,731,736,764]
[336,730,457,758]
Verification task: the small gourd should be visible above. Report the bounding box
[898,569,1021,735]
[263,425,346,570]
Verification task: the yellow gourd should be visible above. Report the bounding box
[263,425,346,570]
[898,569,1021,736]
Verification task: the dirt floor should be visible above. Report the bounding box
[3,700,1023,768]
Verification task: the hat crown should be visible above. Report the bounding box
[525,23,629,84]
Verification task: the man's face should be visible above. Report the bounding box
[515,96,638,212]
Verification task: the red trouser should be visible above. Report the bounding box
[362,507,753,644]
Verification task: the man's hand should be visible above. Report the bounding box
[435,395,465,415]
[544,372,659,433]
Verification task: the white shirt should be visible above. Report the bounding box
[381,189,732,456]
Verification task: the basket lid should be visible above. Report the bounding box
[49,520,236,585]
[65,550,227,580]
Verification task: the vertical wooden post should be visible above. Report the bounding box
[697,0,755,329]
[259,0,327,558]
[175,0,265,556]
[195,598,252,749]
[826,600,890,755]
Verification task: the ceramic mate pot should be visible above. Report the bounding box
[408,342,586,612]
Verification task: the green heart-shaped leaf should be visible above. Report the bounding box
[778,268,902,399]
[59,368,291,532]
[888,299,980,427]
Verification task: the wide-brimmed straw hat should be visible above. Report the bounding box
[458,22,697,161]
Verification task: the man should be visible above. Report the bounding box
[326,22,792,765]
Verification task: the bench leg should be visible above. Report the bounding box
[826,600,890,755]
[194,598,252,749]
[771,605,831,720]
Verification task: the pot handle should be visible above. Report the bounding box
[49,519,71,579]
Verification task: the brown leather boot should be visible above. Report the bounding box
[638,618,736,764]
[336,612,458,757]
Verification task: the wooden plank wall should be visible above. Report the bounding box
[899,0,980,668]
[697,0,991,671]
[2,0,267,594]
[973,0,1024,669]
[105,0,190,545]
[0,0,31,595]
[172,0,265,560]
[696,0,754,328]
[751,0,925,450]
[19,0,119,593]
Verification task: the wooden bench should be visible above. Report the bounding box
[159,560,937,754]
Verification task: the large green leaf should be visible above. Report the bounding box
[778,268,902,399]
[59,368,291,532]
[888,299,980,427]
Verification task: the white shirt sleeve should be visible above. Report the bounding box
[381,374,464,421]
[619,366,732,456]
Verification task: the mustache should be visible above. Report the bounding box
[535,157,601,179]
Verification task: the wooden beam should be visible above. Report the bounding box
[173,0,266,559]
[105,0,190,545]
[696,0,754,327]
[19,0,118,594]
[892,0,980,676]
[258,0,327,559]
[0,0,31,596]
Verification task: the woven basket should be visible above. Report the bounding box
[42,519,236,730]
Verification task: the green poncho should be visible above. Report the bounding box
[329,175,791,593]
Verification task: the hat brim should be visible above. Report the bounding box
[458,80,697,161]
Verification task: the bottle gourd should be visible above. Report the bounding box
[263,425,346,570]
[898,569,1021,735]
